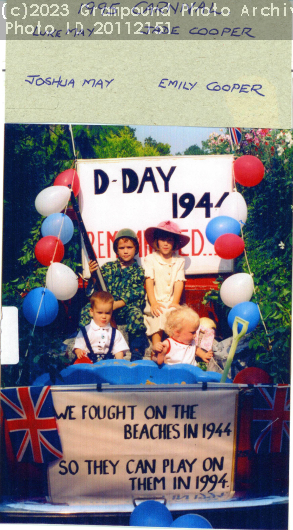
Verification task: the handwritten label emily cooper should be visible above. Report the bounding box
[158,79,265,96]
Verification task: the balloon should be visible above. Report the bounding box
[234,155,265,187]
[220,273,254,307]
[233,367,273,385]
[35,186,71,217]
[219,192,247,224]
[35,236,65,266]
[41,213,74,244]
[215,234,245,260]
[54,169,80,197]
[46,263,78,300]
[130,501,173,527]
[228,302,260,333]
[206,216,241,245]
[23,287,58,326]
[171,514,213,528]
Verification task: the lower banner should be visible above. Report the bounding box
[48,386,238,506]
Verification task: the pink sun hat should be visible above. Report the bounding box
[145,220,190,251]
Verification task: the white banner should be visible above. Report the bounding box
[77,155,234,276]
[48,387,238,507]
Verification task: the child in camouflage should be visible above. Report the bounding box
[80,229,148,361]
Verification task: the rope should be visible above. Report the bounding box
[69,124,78,168]
[231,161,272,347]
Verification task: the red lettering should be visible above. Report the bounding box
[97,231,105,258]
[107,231,117,257]
[88,232,95,246]
[137,230,143,257]
[178,230,189,257]
[143,232,153,257]
[192,229,204,256]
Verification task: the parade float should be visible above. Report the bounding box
[0,137,290,528]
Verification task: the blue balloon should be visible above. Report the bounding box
[206,216,241,245]
[228,301,260,334]
[41,213,74,244]
[130,501,173,527]
[171,514,213,528]
[23,287,58,326]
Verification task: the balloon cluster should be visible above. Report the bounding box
[129,500,213,528]
[206,155,263,334]
[23,169,81,327]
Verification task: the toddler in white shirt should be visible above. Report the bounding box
[74,291,128,363]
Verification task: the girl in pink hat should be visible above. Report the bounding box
[143,220,190,350]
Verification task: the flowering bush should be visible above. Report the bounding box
[203,128,292,382]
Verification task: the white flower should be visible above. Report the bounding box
[285,132,292,143]
[277,145,284,156]
[278,241,285,249]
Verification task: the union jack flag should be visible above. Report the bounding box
[252,386,290,454]
[0,386,63,464]
[229,128,242,146]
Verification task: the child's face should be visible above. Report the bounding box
[117,238,136,264]
[173,321,198,345]
[90,301,113,327]
[157,236,175,257]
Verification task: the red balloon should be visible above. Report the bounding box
[233,367,273,385]
[54,169,80,196]
[35,236,64,266]
[234,155,265,187]
[214,233,245,259]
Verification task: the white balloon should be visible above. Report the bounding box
[220,192,248,225]
[220,273,254,308]
[35,186,71,217]
[46,263,78,301]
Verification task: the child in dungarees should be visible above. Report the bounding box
[74,291,128,362]
[143,220,190,350]
[81,229,148,361]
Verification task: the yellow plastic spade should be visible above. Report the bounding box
[220,316,249,383]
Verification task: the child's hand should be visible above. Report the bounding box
[151,345,165,366]
[75,348,87,359]
[153,341,164,353]
[152,341,168,365]
[89,260,98,275]
[150,301,165,316]
[196,347,213,364]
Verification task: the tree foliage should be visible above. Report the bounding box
[184,144,206,156]
[144,136,171,156]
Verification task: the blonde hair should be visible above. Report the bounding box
[200,317,216,330]
[165,306,200,336]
